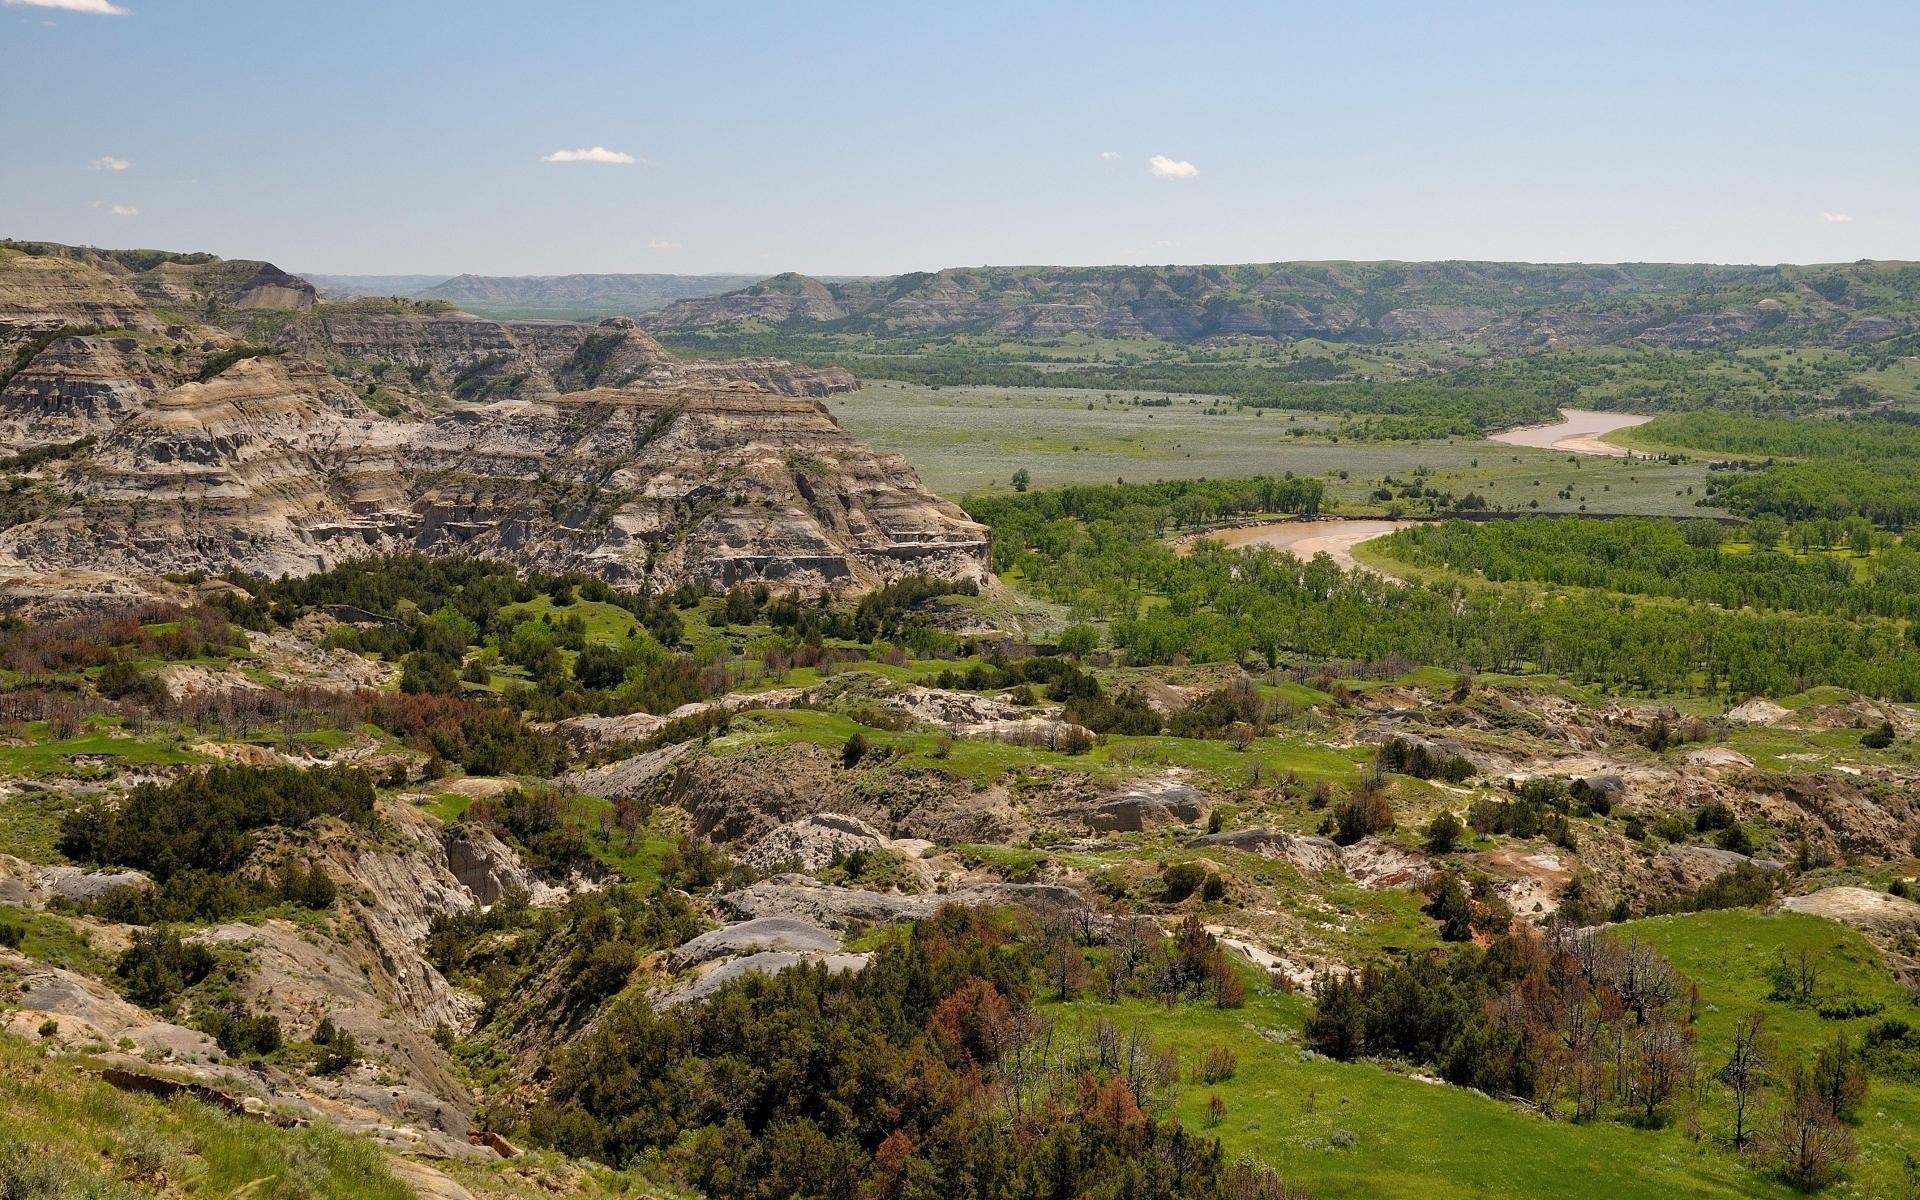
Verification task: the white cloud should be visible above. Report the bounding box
[1821,211,1853,223]
[4,0,129,14]
[647,240,682,250]
[541,146,638,165]
[1147,154,1198,179]
[108,204,138,217]
[1100,150,1121,161]
[89,155,130,171]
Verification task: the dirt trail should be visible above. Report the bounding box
[1488,408,1652,457]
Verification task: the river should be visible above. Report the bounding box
[1173,410,1655,577]
[1187,518,1418,579]
[1487,409,1652,457]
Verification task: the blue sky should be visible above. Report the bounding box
[3,0,1915,274]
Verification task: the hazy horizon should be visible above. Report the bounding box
[5,0,1915,275]
[281,255,1911,283]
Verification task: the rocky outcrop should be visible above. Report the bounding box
[0,854,149,906]
[1783,886,1920,935]
[0,355,416,580]
[1654,843,1782,890]
[643,742,1019,847]
[404,386,984,589]
[268,307,851,405]
[743,812,894,873]
[411,271,765,317]
[1,948,218,1060]
[0,246,161,339]
[1185,827,1433,889]
[659,948,871,1008]
[441,820,560,906]
[196,918,473,1103]
[715,874,1086,931]
[1079,777,1208,834]
[0,246,979,595]
[0,333,185,450]
[669,915,844,969]
[1187,828,1341,872]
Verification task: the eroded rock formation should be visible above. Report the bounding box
[0,242,983,593]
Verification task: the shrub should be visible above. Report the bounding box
[313,1017,361,1075]
[59,764,375,880]
[1160,861,1209,903]
[661,837,730,892]
[275,860,338,910]
[1716,823,1755,855]
[1198,1043,1238,1083]
[841,732,871,767]
[1693,803,1735,832]
[1426,810,1465,854]
[203,1006,283,1057]
[1333,793,1393,845]
[575,939,637,1000]
[116,926,216,1009]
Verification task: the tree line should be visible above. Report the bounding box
[1378,516,1920,621]
[976,481,1920,699]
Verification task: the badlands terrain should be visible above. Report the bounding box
[0,241,986,599]
[0,242,1917,1200]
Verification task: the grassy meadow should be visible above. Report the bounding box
[827,381,1715,516]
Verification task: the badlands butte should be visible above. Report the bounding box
[0,240,987,600]
[2,239,1920,1200]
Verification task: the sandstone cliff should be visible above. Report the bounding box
[0,243,978,593]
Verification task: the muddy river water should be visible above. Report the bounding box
[1176,410,1653,574]
[1186,519,1418,578]
[1486,408,1653,457]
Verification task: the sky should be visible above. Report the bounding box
[3,0,1916,276]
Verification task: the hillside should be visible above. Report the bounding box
[299,273,456,299]
[420,272,768,318]
[299,271,773,319]
[646,259,1920,347]
[0,242,983,598]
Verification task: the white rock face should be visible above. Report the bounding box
[1784,886,1920,935]
[1726,699,1790,725]
[744,812,894,873]
[0,948,218,1060]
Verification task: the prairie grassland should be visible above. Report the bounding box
[827,381,1714,516]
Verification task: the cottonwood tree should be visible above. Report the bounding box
[1717,1010,1772,1151]
[1626,1014,1696,1126]
[1772,1061,1859,1190]
[1042,909,1090,1000]
[1102,913,1155,1003]
[1776,945,1821,1005]
[1808,1032,1869,1122]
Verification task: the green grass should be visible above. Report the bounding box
[1042,908,1915,1199]
[0,906,110,975]
[414,786,677,887]
[497,596,643,642]
[829,381,1716,518]
[0,788,71,862]
[716,708,1372,792]
[0,1033,413,1199]
[0,725,206,778]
